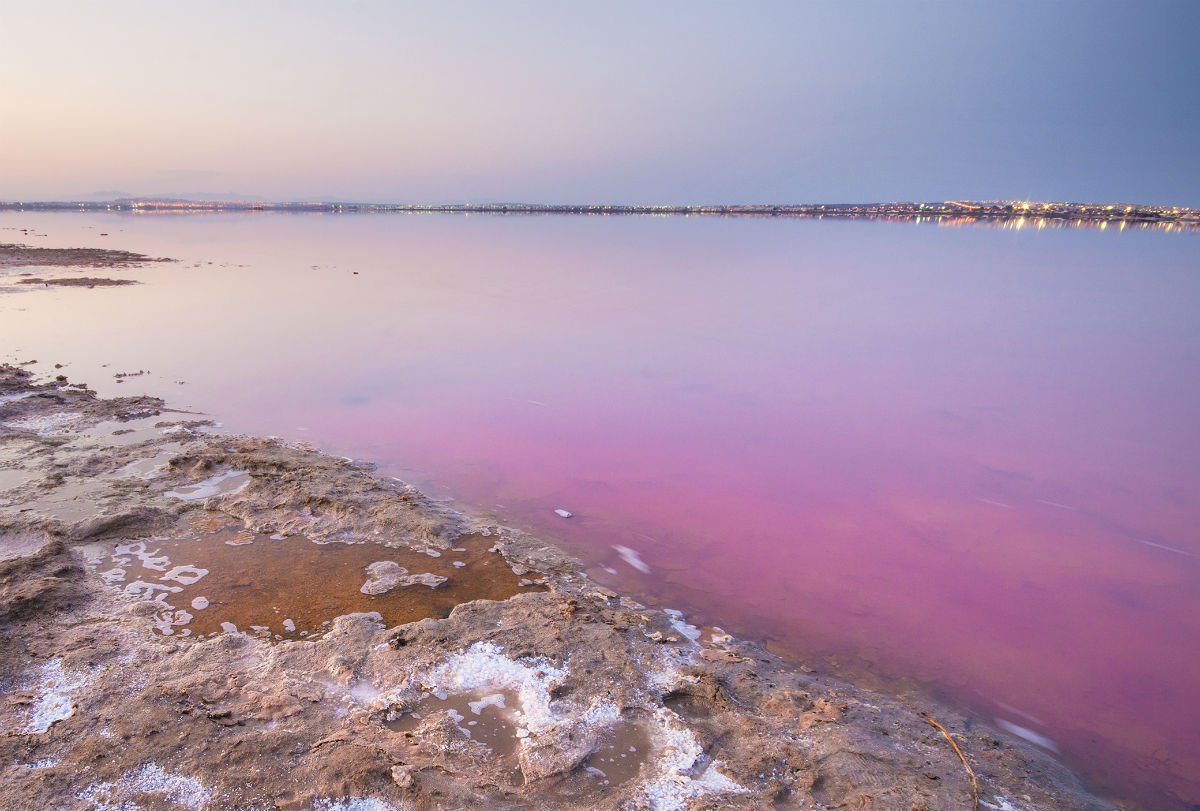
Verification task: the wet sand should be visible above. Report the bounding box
[0,363,1120,811]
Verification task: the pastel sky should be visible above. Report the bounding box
[3,0,1197,205]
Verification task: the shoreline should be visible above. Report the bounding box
[0,364,1120,810]
[2,199,1198,232]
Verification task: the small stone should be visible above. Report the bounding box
[391,764,414,788]
[405,572,447,589]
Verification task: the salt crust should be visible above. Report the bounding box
[164,470,249,501]
[662,608,702,644]
[25,659,90,733]
[108,540,209,635]
[421,641,567,734]
[982,797,1027,811]
[2,411,83,435]
[641,708,747,811]
[313,799,402,811]
[404,643,741,808]
[360,561,447,595]
[647,660,699,696]
[78,763,212,810]
[468,693,507,715]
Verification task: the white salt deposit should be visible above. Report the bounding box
[361,561,447,594]
[405,572,447,588]
[981,796,1026,811]
[123,580,182,601]
[648,661,701,698]
[110,456,170,480]
[153,608,194,636]
[113,540,170,571]
[640,708,747,810]
[0,391,35,404]
[25,660,90,734]
[165,470,249,501]
[2,411,83,435]
[423,642,566,734]
[161,564,208,585]
[554,508,573,518]
[23,758,60,769]
[662,609,703,644]
[468,693,507,715]
[98,566,127,586]
[283,618,296,632]
[361,561,407,595]
[312,799,399,811]
[613,544,651,574]
[190,596,210,610]
[78,763,212,810]
[709,627,734,646]
[220,622,238,634]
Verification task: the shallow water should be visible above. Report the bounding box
[2,211,1198,809]
[88,525,538,639]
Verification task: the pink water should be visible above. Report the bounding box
[3,212,1198,808]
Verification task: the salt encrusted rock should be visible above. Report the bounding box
[360,561,447,594]
[361,561,407,595]
[404,572,447,589]
[390,764,414,788]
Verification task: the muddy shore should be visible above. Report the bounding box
[0,363,1121,811]
[0,240,169,293]
[0,241,167,270]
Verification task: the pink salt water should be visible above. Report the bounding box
[2,211,1198,810]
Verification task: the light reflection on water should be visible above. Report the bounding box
[2,211,1199,810]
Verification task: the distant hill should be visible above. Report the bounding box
[82,191,266,203]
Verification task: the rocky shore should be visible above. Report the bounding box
[0,364,1120,811]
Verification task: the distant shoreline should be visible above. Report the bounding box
[1,198,1197,231]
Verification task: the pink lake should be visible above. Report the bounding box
[2,211,1198,809]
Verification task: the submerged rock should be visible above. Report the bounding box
[361,561,448,594]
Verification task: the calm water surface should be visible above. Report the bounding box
[2,212,1198,809]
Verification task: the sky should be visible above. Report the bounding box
[2,0,1198,205]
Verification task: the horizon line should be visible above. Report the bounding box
[2,196,1198,210]
[1,198,1197,232]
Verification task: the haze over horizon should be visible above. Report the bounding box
[4,0,1198,206]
